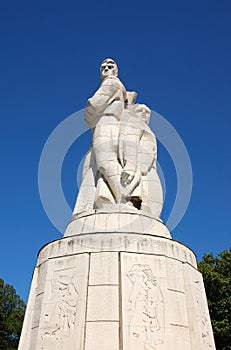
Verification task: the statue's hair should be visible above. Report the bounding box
[101,58,116,64]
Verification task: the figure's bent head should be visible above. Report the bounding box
[132,104,151,125]
[100,58,118,80]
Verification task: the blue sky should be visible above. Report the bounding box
[0,0,230,302]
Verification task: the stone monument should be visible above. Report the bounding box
[19,59,216,349]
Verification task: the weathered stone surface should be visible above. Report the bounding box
[85,322,119,350]
[19,254,89,350]
[73,58,163,220]
[64,212,171,239]
[120,251,215,349]
[37,234,196,268]
[86,285,119,321]
[19,231,215,349]
[19,58,216,349]
[89,252,118,285]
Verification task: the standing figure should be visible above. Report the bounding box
[127,264,164,349]
[85,58,127,205]
[119,102,163,218]
[73,59,163,219]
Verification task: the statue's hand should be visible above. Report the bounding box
[121,169,136,185]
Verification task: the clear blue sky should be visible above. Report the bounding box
[0,0,230,302]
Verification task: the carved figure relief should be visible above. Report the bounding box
[41,273,79,341]
[194,281,214,348]
[73,58,163,219]
[127,264,164,349]
[201,313,213,347]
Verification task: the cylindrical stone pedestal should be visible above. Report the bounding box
[19,213,216,350]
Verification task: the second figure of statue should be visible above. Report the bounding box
[73,58,163,219]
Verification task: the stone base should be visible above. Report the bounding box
[65,212,171,239]
[19,221,216,349]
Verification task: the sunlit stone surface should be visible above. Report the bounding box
[19,59,216,350]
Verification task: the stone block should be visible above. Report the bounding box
[85,321,119,350]
[165,290,188,327]
[94,213,106,231]
[89,252,119,285]
[86,285,119,321]
[121,252,167,349]
[105,213,120,231]
[183,263,216,349]
[166,258,185,293]
[82,215,96,233]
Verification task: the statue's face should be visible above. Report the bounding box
[133,104,151,124]
[100,59,118,80]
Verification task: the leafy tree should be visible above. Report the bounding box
[198,247,231,350]
[0,278,26,350]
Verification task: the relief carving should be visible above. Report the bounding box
[41,272,79,341]
[201,313,213,347]
[194,281,213,348]
[127,264,164,349]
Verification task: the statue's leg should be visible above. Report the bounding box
[73,168,96,216]
[93,124,123,203]
[95,157,123,203]
[141,169,163,218]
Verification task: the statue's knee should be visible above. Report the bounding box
[98,161,119,178]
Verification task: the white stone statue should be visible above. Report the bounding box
[73,58,163,219]
[119,102,163,217]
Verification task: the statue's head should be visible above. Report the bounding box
[100,58,118,80]
[132,104,151,125]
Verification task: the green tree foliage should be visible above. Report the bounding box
[198,248,231,350]
[0,278,26,350]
